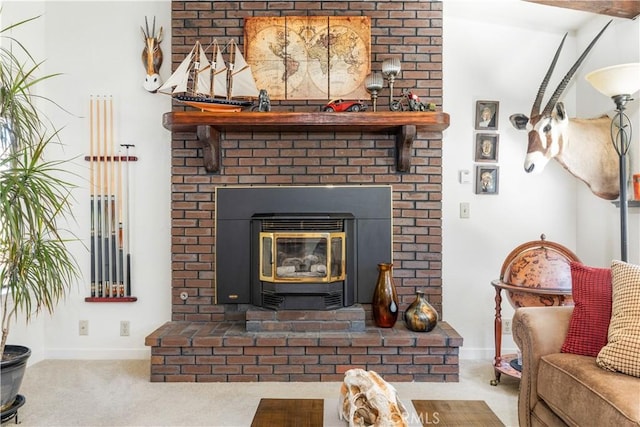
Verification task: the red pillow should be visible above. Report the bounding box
[561,262,612,356]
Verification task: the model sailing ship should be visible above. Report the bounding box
[158,40,259,112]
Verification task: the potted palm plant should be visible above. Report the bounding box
[0,13,79,418]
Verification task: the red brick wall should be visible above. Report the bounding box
[170,0,443,321]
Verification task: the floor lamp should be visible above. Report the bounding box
[586,63,640,262]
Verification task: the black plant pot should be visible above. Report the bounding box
[1,345,31,417]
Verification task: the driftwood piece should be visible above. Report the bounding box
[339,369,408,427]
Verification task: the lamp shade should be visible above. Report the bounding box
[364,73,383,92]
[585,63,640,97]
[382,58,401,77]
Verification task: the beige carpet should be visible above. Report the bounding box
[14,359,519,426]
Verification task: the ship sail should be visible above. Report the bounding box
[211,42,227,98]
[194,43,211,96]
[230,43,259,99]
[158,45,194,94]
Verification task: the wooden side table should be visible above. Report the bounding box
[490,280,572,385]
[489,234,579,386]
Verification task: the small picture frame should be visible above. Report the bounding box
[475,165,499,195]
[475,133,499,162]
[475,100,499,130]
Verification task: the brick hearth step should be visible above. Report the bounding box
[245,305,366,332]
[145,319,463,383]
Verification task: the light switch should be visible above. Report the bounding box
[459,169,471,184]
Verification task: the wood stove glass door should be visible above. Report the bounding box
[259,232,345,283]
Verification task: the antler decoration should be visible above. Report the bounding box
[535,21,612,118]
[530,33,567,119]
[141,16,164,93]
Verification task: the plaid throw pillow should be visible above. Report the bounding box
[596,260,640,377]
[561,262,612,356]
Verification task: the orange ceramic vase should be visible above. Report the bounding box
[372,263,399,328]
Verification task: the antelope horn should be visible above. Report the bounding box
[531,33,567,118]
[541,20,612,117]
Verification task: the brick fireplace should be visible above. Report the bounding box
[145,0,463,382]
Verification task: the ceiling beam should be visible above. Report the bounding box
[524,1,640,20]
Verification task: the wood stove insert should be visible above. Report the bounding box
[215,186,392,308]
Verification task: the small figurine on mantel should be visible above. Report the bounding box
[251,89,271,112]
[390,88,435,112]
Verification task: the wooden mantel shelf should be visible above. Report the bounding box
[163,111,450,173]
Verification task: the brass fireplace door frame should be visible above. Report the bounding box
[259,232,346,283]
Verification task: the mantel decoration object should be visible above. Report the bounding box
[364,72,383,112]
[382,57,401,106]
[372,263,399,328]
[403,290,438,332]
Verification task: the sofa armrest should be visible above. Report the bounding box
[512,306,573,427]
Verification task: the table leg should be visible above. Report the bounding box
[490,287,503,386]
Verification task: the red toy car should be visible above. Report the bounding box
[322,99,366,112]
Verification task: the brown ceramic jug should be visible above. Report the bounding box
[372,263,399,328]
[403,290,438,332]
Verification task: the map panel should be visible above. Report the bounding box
[245,16,370,101]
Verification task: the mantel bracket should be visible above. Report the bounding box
[396,125,416,172]
[197,125,220,173]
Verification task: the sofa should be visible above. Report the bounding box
[513,306,640,427]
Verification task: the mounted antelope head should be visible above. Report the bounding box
[509,21,620,200]
[141,16,163,92]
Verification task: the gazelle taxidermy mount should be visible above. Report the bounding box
[141,16,163,92]
[509,21,620,200]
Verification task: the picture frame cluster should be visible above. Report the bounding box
[474,100,499,195]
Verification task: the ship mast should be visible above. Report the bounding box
[226,40,235,100]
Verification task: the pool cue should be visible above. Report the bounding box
[109,97,121,297]
[122,143,134,296]
[102,96,112,297]
[95,98,104,297]
[89,97,96,297]
[116,143,125,297]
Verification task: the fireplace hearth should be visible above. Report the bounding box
[147,0,461,384]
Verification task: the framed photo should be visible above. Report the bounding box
[475,100,499,130]
[475,165,499,195]
[475,133,499,162]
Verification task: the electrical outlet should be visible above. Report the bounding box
[503,319,512,335]
[120,320,130,337]
[79,320,89,336]
[459,202,470,219]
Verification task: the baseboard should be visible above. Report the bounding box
[44,347,151,360]
[460,346,518,360]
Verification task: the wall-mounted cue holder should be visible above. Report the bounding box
[84,96,138,303]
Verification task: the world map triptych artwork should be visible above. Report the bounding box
[244,16,371,100]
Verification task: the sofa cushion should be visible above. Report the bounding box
[538,353,640,426]
[597,260,640,377]
[561,262,611,356]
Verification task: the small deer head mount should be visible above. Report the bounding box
[141,16,163,93]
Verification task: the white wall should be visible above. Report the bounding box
[442,3,639,358]
[3,1,638,363]
[3,1,172,363]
